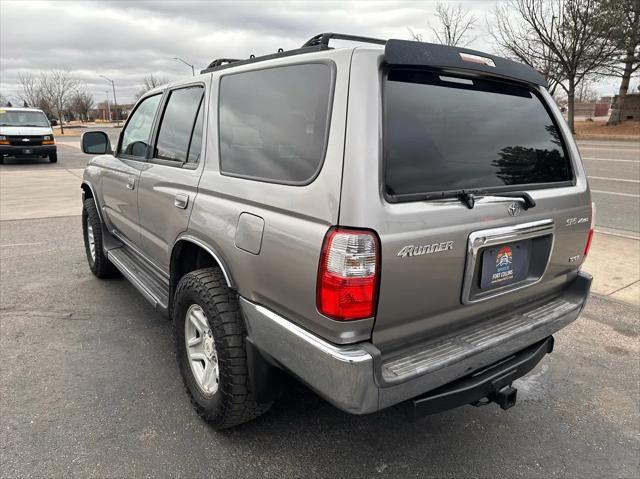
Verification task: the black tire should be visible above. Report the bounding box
[173,267,271,429]
[49,153,57,163]
[82,198,119,278]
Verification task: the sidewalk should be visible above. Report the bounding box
[0,168,84,221]
[583,232,640,305]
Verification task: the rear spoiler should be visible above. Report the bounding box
[384,39,547,88]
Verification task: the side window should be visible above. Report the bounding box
[186,101,204,164]
[219,63,333,184]
[120,94,161,158]
[155,86,204,163]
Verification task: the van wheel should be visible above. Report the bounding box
[173,268,272,429]
[82,198,119,278]
[49,153,57,163]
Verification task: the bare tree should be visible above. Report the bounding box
[432,2,478,47]
[492,4,566,95]
[135,74,169,100]
[18,72,54,115]
[18,73,43,108]
[40,70,79,134]
[407,27,424,42]
[70,88,94,122]
[607,0,640,124]
[576,77,600,102]
[491,0,623,133]
[409,2,477,47]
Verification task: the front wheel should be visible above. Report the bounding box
[49,152,57,163]
[82,198,119,278]
[173,268,272,429]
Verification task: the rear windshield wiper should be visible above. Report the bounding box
[419,189,488,209]
[485,191,536,210]
[422,189,536,210]
[387,189,537,210]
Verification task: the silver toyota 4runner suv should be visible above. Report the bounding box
[80,33,593,429]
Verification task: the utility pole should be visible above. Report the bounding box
[100,74,119,124]
[172,57,195,76]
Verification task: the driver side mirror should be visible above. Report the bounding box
[81,131,112,155]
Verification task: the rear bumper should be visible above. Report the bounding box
[241,271,591,414]
[0,145,56,157]
[404,336,554,418]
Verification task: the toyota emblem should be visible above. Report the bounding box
[507,203,521,216]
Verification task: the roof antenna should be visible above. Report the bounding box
[278,48,284,53]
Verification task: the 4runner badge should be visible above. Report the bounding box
[397,241,454,258]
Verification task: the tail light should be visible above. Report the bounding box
[317,228,380,321]
[583,202,595,257]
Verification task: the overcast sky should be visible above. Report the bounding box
[0,0,621,105]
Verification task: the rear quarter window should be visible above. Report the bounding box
[383,69,572,199]
[218,63,333,184]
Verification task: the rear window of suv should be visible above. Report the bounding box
[383,69,572,200]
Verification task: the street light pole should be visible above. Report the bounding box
[172,57,195,76]
[104,91,111,122]
[99,74,119,124]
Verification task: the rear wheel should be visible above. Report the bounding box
[173,268,272,429]
[49,152,57,163]
[82,198,119,278]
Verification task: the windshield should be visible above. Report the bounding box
[0,110,50,128]
[383,69,572,199]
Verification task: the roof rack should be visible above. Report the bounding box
[303,34,544,87]
[205,58,241,69]
[200,32,386,74]
[301,33,387,48]
[200,46,322,74]
[198,33,543,87]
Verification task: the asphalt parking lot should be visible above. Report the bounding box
[1,140,639,478]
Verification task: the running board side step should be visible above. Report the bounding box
[106,246,170,315]
[401,336,554,420]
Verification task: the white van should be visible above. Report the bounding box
[0,107,57,163]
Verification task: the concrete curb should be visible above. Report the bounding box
[575,134,640,142]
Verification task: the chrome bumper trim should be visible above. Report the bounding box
[241,271,591,415]
[240,298,379,413]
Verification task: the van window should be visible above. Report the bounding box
[219,63,332,184]
[0,110,49,128]
[156,86,204,162]
[384,70,572,199]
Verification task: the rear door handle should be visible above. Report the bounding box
[126,176,136,190]
[174,193,189,209]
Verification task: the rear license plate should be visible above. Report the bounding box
[23,149,32,154]
[480,240,530,290]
